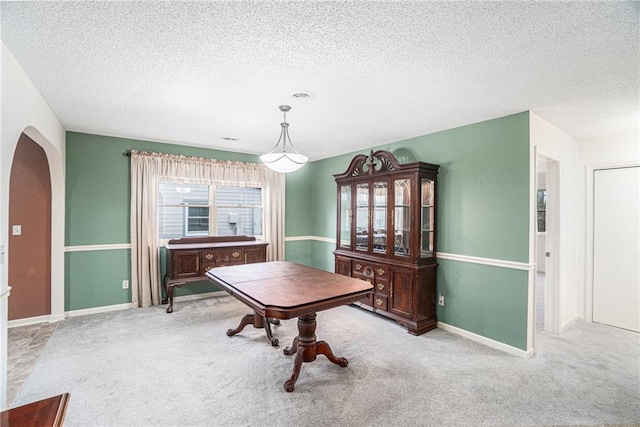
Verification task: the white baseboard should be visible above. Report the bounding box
[560,314,583,333]
[49,313,66,322]
[66,302,133,318]
[437,321,533,358]
[8,314,53,328]
[9,293,228,326]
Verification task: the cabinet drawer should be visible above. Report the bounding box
[352,262,389,279]
[206,249,244,264]
[373,294,388,311]
[373,278,390,296]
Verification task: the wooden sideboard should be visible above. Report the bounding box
[163,236,268,313]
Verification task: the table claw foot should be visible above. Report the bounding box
[227,313,254,337]
[269,318,280,325]
[263,316,279,347]
[316,341,348,367]
[284,336,299,355]
[284,346,305,392]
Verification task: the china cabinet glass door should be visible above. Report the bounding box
[339,185,352,248]
[421,179,435,257]
[394,179,411,256]
[356,183,369,252]
[373,181,388,254]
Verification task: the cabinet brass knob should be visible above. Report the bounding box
[355,263,362,271]
[205,254,214,260]
[232,252,240,258]
[376,283,385,290]
[377,268,385,276]
[375,298,383,306]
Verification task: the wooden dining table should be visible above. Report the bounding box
[206,261,373,392]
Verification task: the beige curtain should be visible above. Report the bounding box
[130,150,285,308]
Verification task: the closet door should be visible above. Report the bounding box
[593,166,640,332]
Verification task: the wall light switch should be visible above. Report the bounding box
[12,225,22,236]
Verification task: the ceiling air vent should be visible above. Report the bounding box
[290,90,315,101]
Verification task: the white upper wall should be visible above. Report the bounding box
[579,130,640,166]
[529,111,580,331]
[578,129,640,323]
[0,41,66,408]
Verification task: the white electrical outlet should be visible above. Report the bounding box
[438,294,445,306]
[122,280,129,289]
[12,225,22,236]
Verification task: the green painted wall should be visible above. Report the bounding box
[436,259,529,349]
[305,112,530,262]
[64,249,131,311]
[295,112,531,349]
[65,132,262,309]
[283,163,313,238]
[65,112,531,350]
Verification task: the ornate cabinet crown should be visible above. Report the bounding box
[333,150,440,335]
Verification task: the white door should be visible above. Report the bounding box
[593,166,640,332]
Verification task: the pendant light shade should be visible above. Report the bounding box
[260,105,308,173]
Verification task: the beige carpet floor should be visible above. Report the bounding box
[14,296,640,427]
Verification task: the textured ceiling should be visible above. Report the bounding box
[1,1,638,161]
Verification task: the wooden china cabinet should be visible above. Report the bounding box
[334,150,439,335]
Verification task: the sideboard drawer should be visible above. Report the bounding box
[212,249,244,264]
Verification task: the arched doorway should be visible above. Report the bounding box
[8,134,52,320]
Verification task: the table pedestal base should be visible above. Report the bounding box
[283,313,348,392]
[227,312,280,346]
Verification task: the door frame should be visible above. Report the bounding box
[585,162,640,323]
[534,149,561,338]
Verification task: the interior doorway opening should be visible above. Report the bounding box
[535,154,560,335]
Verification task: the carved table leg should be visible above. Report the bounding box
[284,346,306,392]
[316,341,348,367]
[227,312,279,346]
[283,313,348,392]
[284,336,299,355]
[227,313,255,336]
[262,316,279,347]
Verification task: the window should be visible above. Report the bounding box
[537,189,546,232]
[158,182,263,239]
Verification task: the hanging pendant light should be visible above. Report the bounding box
[260,105,308,173]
